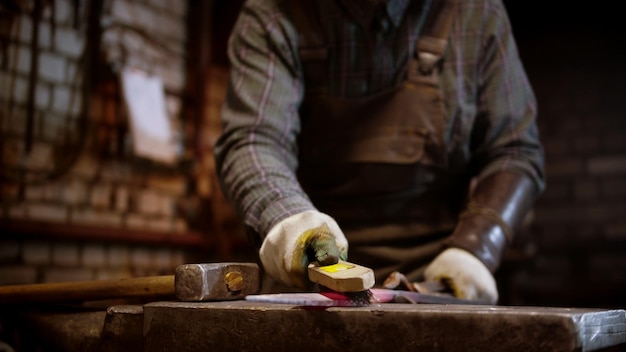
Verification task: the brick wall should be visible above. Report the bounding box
[0,0,251,287]
[0,238,190,285]
[500,3,626,308]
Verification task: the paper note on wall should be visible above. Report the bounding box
[120,68,178,164]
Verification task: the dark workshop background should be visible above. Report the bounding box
[0,0,624,308]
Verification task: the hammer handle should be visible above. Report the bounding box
[0,275,175,304]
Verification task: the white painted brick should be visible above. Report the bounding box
[51,85,80,115]
[0,71,10,101]
[165,0,186,17]
[100,160,132,181]
[35,82,51,109]
[62,178,88,205]
[90,184,112,209]
[82,244,106,267]
[158,12,185,42]
[130,247,153,268]
[144,42,166,67]
[144,217,172,232]
[38,52,66,83]
[20,142,55,172]
[0,266,38,285]
[173,218,188,234]
[148,0,166,9]
[115,186,130,212]
[4,106,27,135]
[71,155,99,178]
[43,268,93,283]
[157,61,185,92]
[42,3,52,20]
[52,242,80,266]
[107,245,130,268]
[135,3,158,31]
[8,204,29,219]
[44,182,64,201]
[25,182,62,202]
[0,240,21,262]
[101,31,124,64]
[132,266,160,277]
[27,203,69,222]
[37,21,53,50]
[13,15,50,45]
[54,27,85,57]
[25,185,45,201]
[18,16,33,42]
[125,214,146,229]
[71,209,122,227]
[54,0,74,24]
[146,175,187,196]
[23,241,51,265]
[154,249,171,270]
[165,95,182,119]
[136,190,163,215]
[94,268,133,281]
[39,112,64,140]
[67,89,82,117]
[111,0,141,26]
[170,249,185,267]
[11,75,29,104]
[64,60,79,82]
[15,45,32,75]
[159,196,174,217]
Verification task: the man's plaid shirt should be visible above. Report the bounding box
[214,0,545,238]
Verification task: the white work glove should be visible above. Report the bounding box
[260,210,349,289]
[424,248,498,304]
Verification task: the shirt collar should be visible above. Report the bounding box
[338,0,411,30]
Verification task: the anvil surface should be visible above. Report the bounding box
[5,301,626,351]
[142,301,626,352]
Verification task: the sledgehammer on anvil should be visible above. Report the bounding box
[0,263,260,304]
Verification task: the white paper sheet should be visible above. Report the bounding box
[120,68,178,164]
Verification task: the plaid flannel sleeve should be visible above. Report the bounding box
[214,3,315,238]
[471,0,545,192]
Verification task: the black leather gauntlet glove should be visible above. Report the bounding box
[444,171,538,273]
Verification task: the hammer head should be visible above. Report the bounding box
[175,262,260,301]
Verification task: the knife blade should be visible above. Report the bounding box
[245,288,479,306]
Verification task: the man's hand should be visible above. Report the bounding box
[260,210,348,289]
[424,248,498,304]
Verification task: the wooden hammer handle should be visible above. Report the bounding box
[0,276,175,304]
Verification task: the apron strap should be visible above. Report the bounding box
[285,0,328,90]
[288,0,457,84]
[413,0,458,76]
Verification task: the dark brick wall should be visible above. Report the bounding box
[500,2,626,308]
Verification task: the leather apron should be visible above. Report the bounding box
[290,0,469,282]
